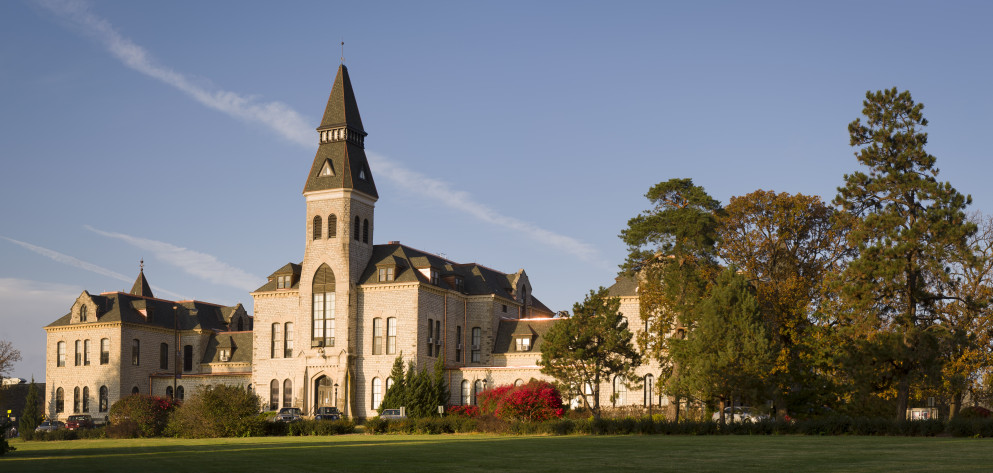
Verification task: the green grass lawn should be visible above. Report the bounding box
[3,434,991,472]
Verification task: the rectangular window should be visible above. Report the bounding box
[435,320,441,351]
[284,322,293,358]
[57,341,66,367]
[183,345,193,372]
[386,317,397,355]
[378,267,394,282]
[313,293,324,345]
[100,339,109,365]
[312,292,336,347]
[272,323,282,358]
[427,318,433,357]
[75,340,82,366]
[326,292,335,347]
[503,304,508,313]
[455,277,464,292]
[516,337,531,351]
[160,343,169,370]
[455,326,462,362]
[83,339,91,366]
[431,270,440,285]
[372,318,383,355]
[131,339,140,366]
[471,327,481,363]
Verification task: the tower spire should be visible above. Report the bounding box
[303,64,378,198]
[130,261,154,298]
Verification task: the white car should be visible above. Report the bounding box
[711,406,769,422]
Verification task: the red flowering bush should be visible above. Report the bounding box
[108,394,179,438]
[477,381,564,422]
[447,405,480,417]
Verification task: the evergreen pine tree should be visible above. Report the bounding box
[20,377,42,437]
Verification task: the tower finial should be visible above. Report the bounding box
[340,40,345,65]
[140,258,144,272]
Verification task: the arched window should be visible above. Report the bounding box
[73,387,80,413]
[372,377,382,409]
[271,323,281,358]
[644,374,655,407]
[362,219,369,243]
[57,341,66,367]
[386,317,397,354]
[82,386,90,412]
[461,380,470,405]
[386,377,394,393]
[514,379,524,387]
[270,380,279,411]
[283,379,293,408]
[166,386,174,399]
[80,304,88,322]
[99,386,108,412]
[313,215,322,240]
[613,376,627,406]
[284,322,294,358]
[100,338,109,365]
[354,216,360,240]
[160,343,169,370]
[473,380,484,405]
[328,214,337,238]
[55,387,64,413]
[176,386,184,401]
[312,264,336,347]
[131,386,139,395]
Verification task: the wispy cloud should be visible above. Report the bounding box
[36,0,312,147]
[84,226,261,292]
[37,0,602,263]
[368,152,602,262]
[0,236,185,299]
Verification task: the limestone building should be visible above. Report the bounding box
[43,64,665,421]
[43,268,252,422]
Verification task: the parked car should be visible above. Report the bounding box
[314,406,341,421]
[275,407,302,422]
[35,420,65,432]
[711,407,769,422]
[66,414,94,430]
[380,409,406,420]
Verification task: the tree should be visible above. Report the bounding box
[166,385,262,438]
[19,377,41,438]
[0,340,22,384]
[834,87,976,421]
[619,178,722,419]
[539,287,641,419]
[670,267,775,422]
[718,190,850,417]
[378,355,447,418]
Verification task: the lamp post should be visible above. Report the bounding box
[333,383,339,408]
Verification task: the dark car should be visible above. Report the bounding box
[275,407,302,423]
[314,406,341,421]
[35,420,65,432]
[380,409,406,420]
[66,414,94,430]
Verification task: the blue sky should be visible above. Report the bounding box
[2,0,992,380]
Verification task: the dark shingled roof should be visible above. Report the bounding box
[607,274,639,298]
[201,331,253,364]
[254,262,302,293]
[303,65,378,198]
[130,270,153,298]
[46,291,247,332]
[492,318,560,354]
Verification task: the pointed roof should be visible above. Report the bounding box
[130,269,154,298]
[319,64,364,133]
[304,65,378,198]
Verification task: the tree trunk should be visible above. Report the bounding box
[949,391,962,420]
[895,374,910,422]
[674,394,681,422]
[718,397,727,424]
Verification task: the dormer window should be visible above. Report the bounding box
[430,269,440,285]
[219,349,230,362]
[276,275,291,289]
[80,305,88,322]
[359,169,366,180]
[454,276,465,292]
[378,266,395,282]
[515,336,531,352]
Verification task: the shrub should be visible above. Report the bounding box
[165,385,262,438]
[477,381,564,423]
[108,394,178,438]
[446,405,480,417]
[0,418,15,455]
[364,417,387,434]
[958,406,991,419]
